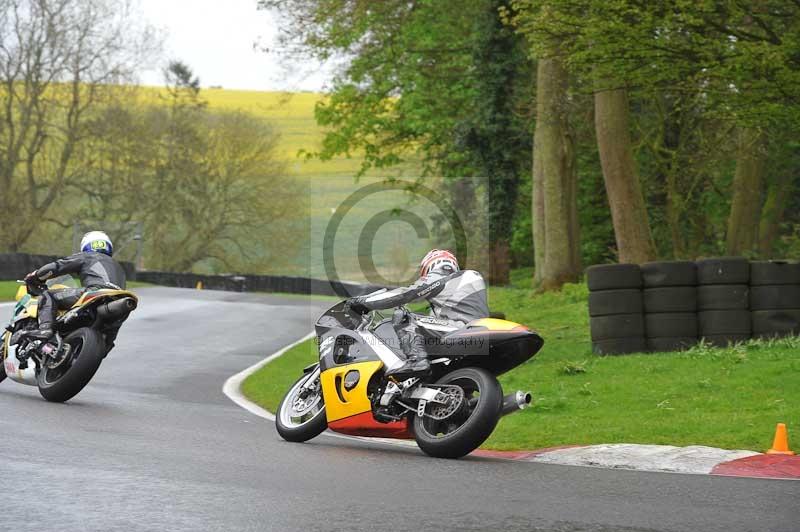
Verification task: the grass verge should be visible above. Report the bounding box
[0,281,22,302]
[244,280,800,452]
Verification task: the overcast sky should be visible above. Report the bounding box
[138,0,331,92]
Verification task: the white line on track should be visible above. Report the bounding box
[222,331,315,421]
[222,331,416,448]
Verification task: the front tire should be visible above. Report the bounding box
[0,333,7,384]
[275,370,327,442]
[38,328,104,403]
[413,367,502,459]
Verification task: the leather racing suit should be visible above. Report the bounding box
[31,252,127,332]
[352,269,489,363]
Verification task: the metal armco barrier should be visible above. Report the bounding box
[0,253,380,297]
[135,271,384,297]
[0,253,136,282]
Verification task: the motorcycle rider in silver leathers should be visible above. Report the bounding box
[347,249,489,378]
[24,231,127,341]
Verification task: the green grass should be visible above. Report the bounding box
[0,281,21,301]
[241,280,800,452]
[241,339,320,413]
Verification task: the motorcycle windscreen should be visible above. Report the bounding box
[320,360,410,439]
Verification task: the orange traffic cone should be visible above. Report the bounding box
[196,281,203,290]
[766,423,794,455]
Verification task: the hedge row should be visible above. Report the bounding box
[587,258,800,355]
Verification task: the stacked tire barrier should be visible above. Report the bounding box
[696,257,751,347]
[587,264,646,355]
[588,258,800,354]
[749,261,800,339]
[641,261,698,352]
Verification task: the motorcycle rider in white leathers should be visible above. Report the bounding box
[347,249,489,378]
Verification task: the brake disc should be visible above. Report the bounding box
[426,385,465,420]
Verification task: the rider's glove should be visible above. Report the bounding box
[346,297,369,315]
[24,270,39,282]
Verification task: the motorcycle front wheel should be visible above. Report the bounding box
[38,327,104,403]
[275,369,327,442]
[412,367,502,459]
[0,333,6,384]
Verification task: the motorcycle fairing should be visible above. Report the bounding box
[428,318,545,376]
[2,329,37,385]
[328,411,410,439]
[75,288,137,307]
[321,360,382,422]
[320,360,411,438]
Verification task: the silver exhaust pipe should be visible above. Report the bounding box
[501,390,532,416]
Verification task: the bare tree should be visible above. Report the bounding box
[78,79,305,274]
[0,0,159,250]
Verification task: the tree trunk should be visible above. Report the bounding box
[726,128,765,256]
[757,173,789,257]
[532,56,581,291]
[594,87,656,264]
[489,239,511,286]
[532,128,546,286]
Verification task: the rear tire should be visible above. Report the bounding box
[696,257,750,285]
[413,367,502,459]
[592,337,647,355]
[38,328,104,403]
[275,371,327,443]
[641,261,697,287]
[586,264,642,291]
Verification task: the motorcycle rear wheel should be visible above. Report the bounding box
[38,327,104,403]
[412,367,502,459]
[275,370,327,442]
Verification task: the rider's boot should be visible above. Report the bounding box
[385,356,431,379]
[26,323,54,341]
[386,334,431,379]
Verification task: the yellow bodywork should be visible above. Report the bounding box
[75,288,138,306]
[320,360,384,423]
[12,287,137,321]
[471,317,527,331]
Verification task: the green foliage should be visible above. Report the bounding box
[262,0,535,280]
[508,0,800,260]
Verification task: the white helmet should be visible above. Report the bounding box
[80,230,113,256]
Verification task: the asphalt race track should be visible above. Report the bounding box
[1,288,797,532]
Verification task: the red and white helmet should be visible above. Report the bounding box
[419,249,459,278]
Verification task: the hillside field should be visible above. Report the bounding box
[174,87,450,283]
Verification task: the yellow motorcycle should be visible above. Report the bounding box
[276,301,543,458]
[0,276,137,402]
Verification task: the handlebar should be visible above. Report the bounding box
[19,278,46,296]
